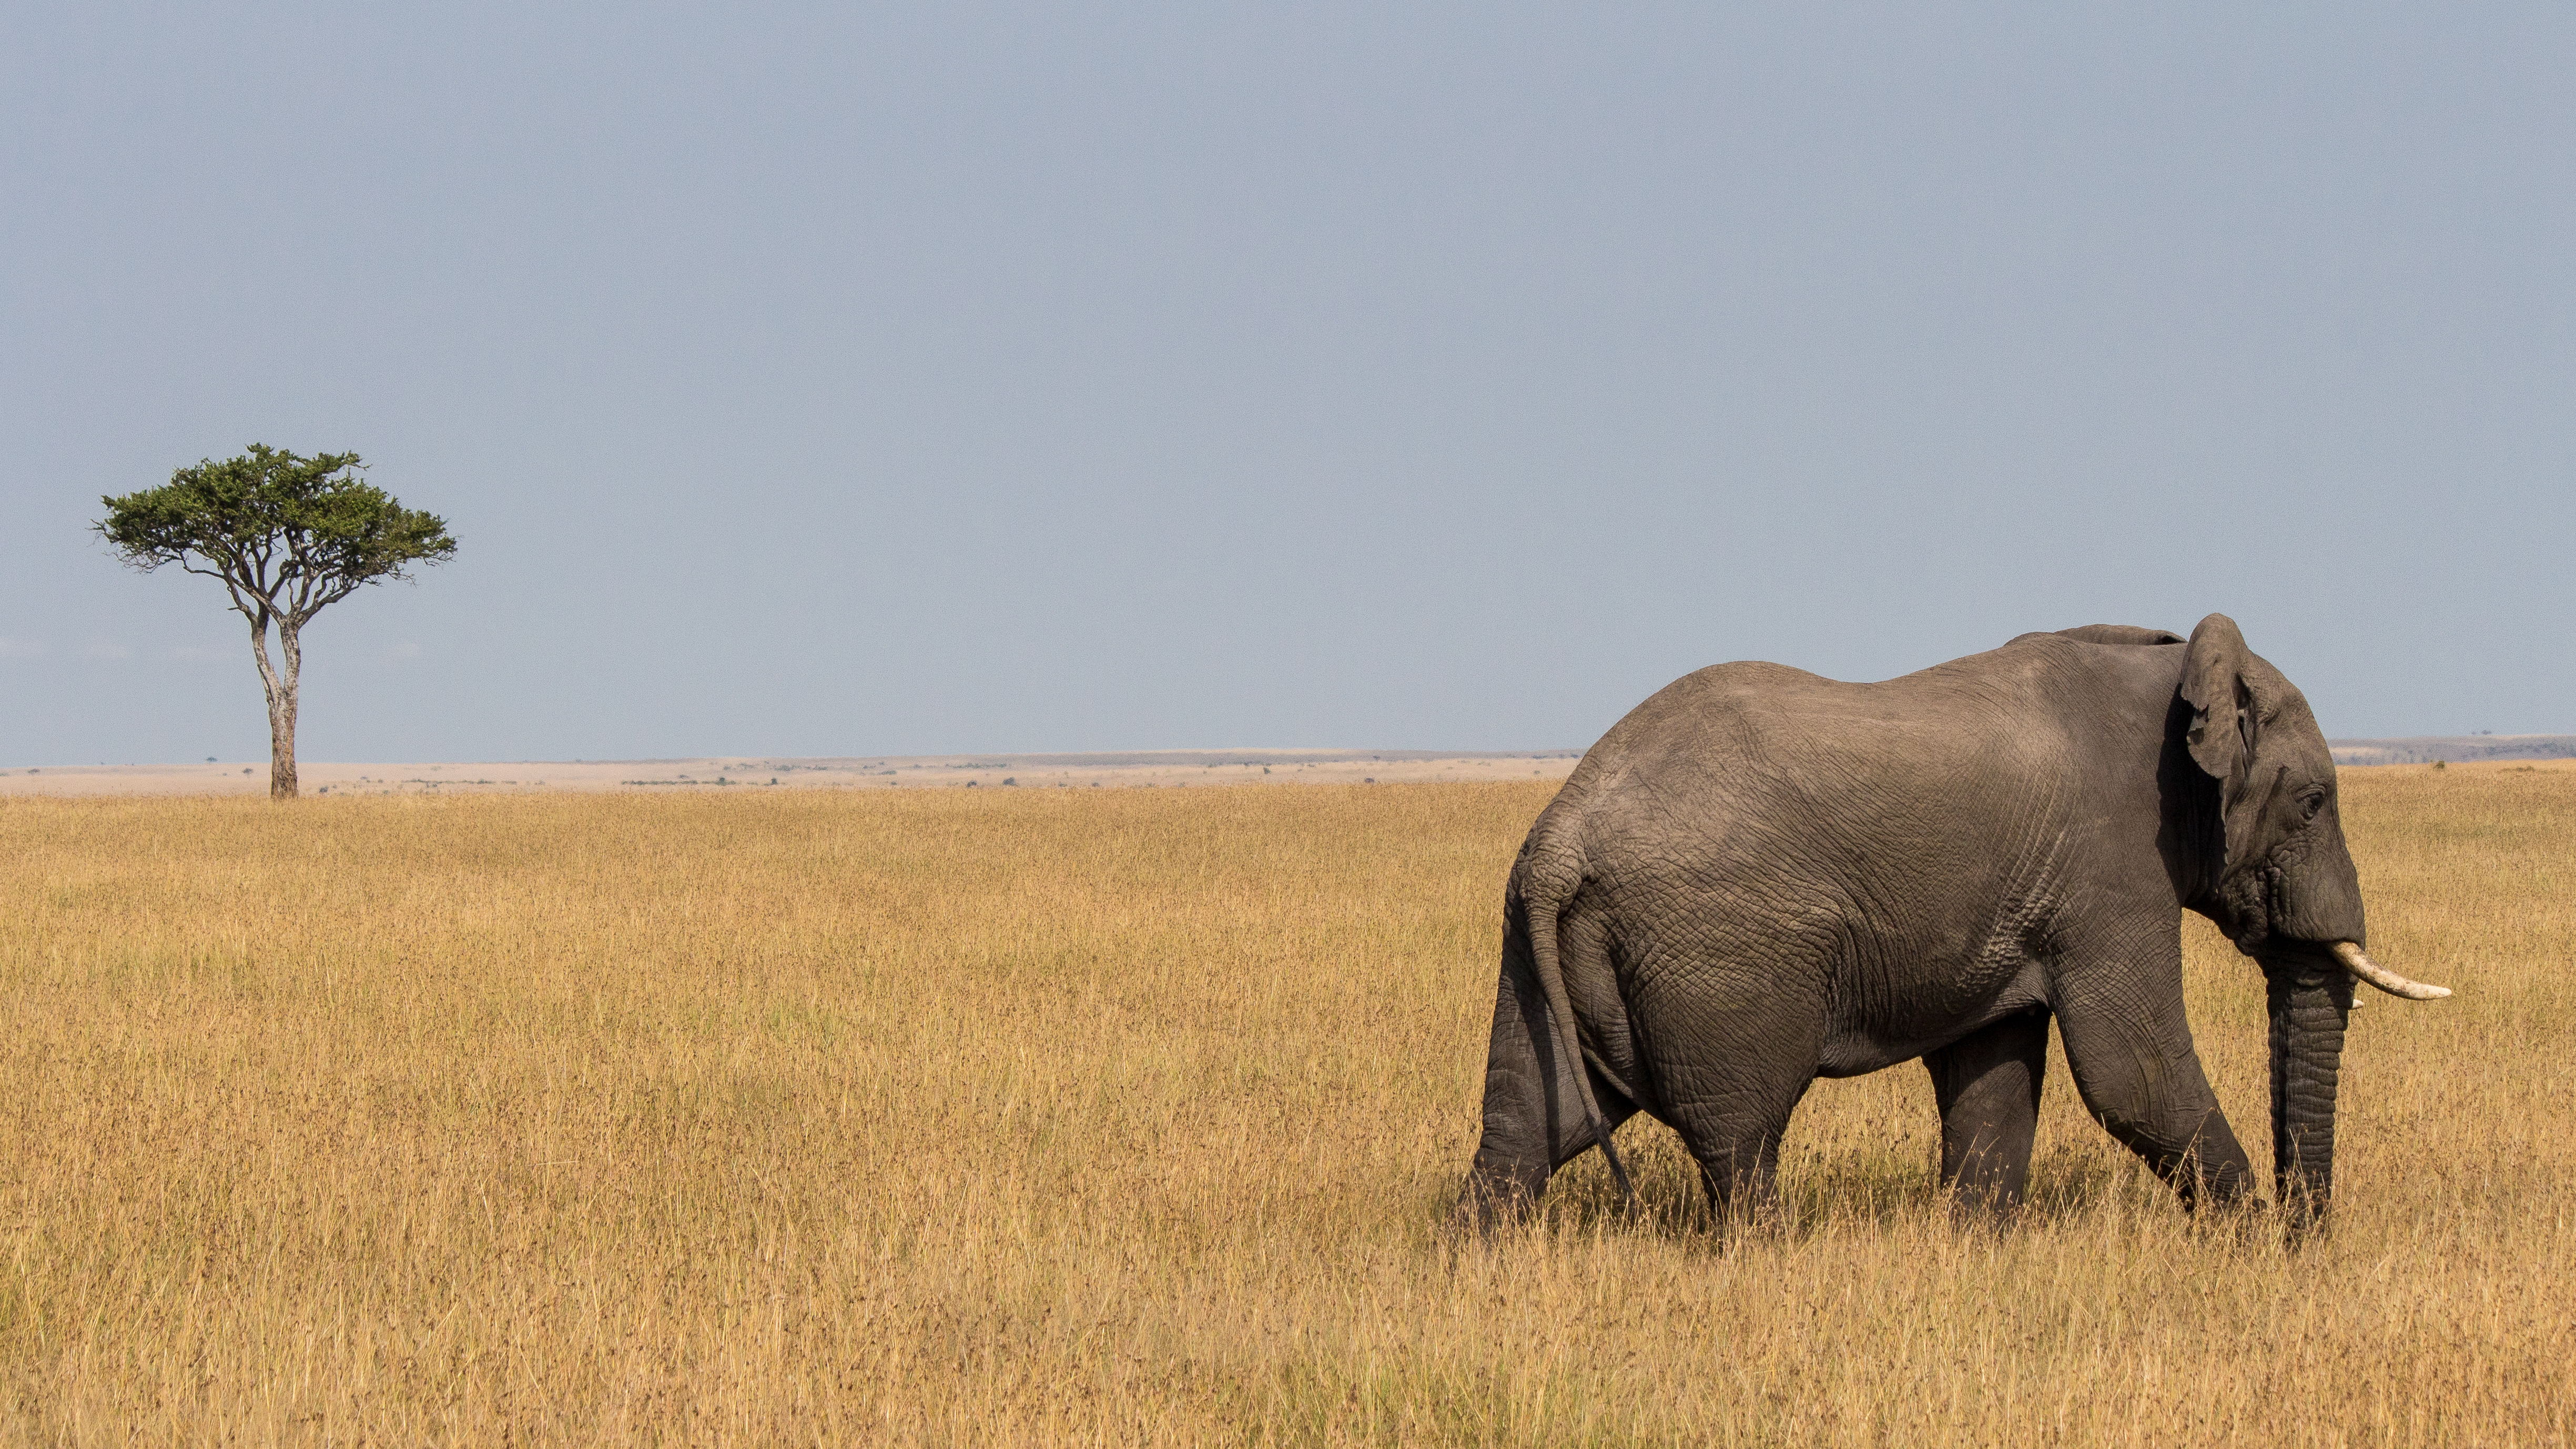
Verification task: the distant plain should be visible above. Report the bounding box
[0,748,1583,797]
[4,735,2565,798]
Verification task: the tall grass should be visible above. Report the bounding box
[0,770,2565,1443]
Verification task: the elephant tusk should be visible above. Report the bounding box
[2331,941,2452,1000]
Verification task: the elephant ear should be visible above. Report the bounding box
[2181,613,2258,785]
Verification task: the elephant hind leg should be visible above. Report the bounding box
[1636,970,1824,1227]
[1662,1041,1820,1225]
[1690,1124,1795,1226]
[1453,958,1639,1233]
[1456,1075,1639,1232]
[1924,1010,2050,1213]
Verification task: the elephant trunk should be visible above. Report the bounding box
[2264,960,2354,1234]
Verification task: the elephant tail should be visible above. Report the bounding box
[1520,842,1636,1211]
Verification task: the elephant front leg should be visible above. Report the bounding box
[2056,991,2256,1212]
[1923,1011,2050,1213]
[1453,954,1635,1233]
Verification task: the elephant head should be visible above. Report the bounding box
[2176,613,2449,1225]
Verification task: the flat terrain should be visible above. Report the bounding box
[0,764,2566,1442]
[0,749,1581,797]
[8,737,2555,797]
[2329,734,2576,766]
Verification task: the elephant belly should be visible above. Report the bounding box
[1813,959,2053,1077]
[1605,892,2058,1085]
[1812,894,2062,1076]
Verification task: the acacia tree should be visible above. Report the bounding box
[99,445,457,799]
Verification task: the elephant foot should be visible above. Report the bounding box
[1697,1163,1790,1237]
[1939,1183,2027,1228]
[2274,1192,2333,1250]
[1449,1158,1550,1237]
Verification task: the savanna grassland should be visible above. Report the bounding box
[0,769,2568,1444]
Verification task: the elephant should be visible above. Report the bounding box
[1455,616,2449,1232]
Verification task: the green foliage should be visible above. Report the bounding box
[97,444,456,625]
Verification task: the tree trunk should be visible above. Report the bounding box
[248,613,299,799]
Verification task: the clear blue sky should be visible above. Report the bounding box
[5,4,2568,765]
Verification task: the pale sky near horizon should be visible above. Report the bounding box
[4,4,2569,766]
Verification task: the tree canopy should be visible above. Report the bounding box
[98,444,456,622]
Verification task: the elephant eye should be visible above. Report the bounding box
[2299,792,2325,822]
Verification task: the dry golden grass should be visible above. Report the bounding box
[0,768,2567,1444]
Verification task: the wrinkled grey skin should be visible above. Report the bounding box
[1456,615,2367,1232]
